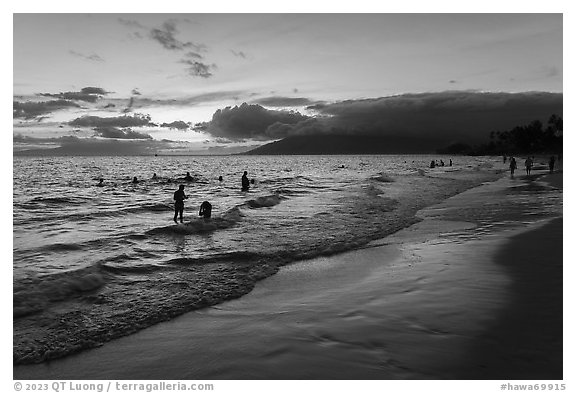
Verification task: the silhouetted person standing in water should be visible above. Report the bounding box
[509,157,517,177]
[241,171,250,191]
[184,172,194,181]
[132,176,139,184]
[549,156,556,173]
[173,185,188,223]
[524,157,533,175]
[199,201,212,219]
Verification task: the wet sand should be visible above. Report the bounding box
[14,172,563,380]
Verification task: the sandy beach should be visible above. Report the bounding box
[13,170,563,380]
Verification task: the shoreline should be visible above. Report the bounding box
[464,217,562,379]
[14,170,563,379]
[13,165,503,366]
[462,170,563,379]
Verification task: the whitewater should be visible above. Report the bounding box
[13,154,504,364]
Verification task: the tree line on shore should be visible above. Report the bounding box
[437,114,563,156]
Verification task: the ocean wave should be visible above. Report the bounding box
[16,196,90,211]
[13,264,106,318]
[370,173,395,183]
[38,243,84,252]
[245,194,284,208]
[273,187,312,196]
[16,202,174,224]
[165,250,265,265]
[29,196,89,205]
[100,262,164,274]
[146,206,244,235]
[14,156,510,365]
[258,175,313,185]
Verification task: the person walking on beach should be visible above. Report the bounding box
[524,157,533,175]
[549,156,556,173]
[199,201,212,219]
[509,157,517,177]
[241,171,250,191]
[173,185,188,224]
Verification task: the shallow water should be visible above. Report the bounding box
[13,167,562,379]
[14,154,507,363]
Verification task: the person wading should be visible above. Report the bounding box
[173,185,188,223]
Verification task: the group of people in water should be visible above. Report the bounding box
[505,154,560,177]
[173,171,253,224]
[429,159,452,168]
[96,170,254,224]
[172,185,215,223]
[98,153,562,225]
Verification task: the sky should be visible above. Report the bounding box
[12,13,563,155]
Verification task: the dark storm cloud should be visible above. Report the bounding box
[263,118,327,139]
[197,103,310,140]
[199,91,562,145]
[69,50,104,62]
[69,114,153,128]
[40,87,109,103]
[160,121,190,130]
[251,96,318,107]
[14,135,170,156]
[13,100,80,119]
[305,91,563,144]
[80,87,109,95]
[93,126,152,140]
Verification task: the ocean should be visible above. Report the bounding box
[13,154,525,364]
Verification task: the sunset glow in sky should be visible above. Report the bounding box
[12,13,563,155]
